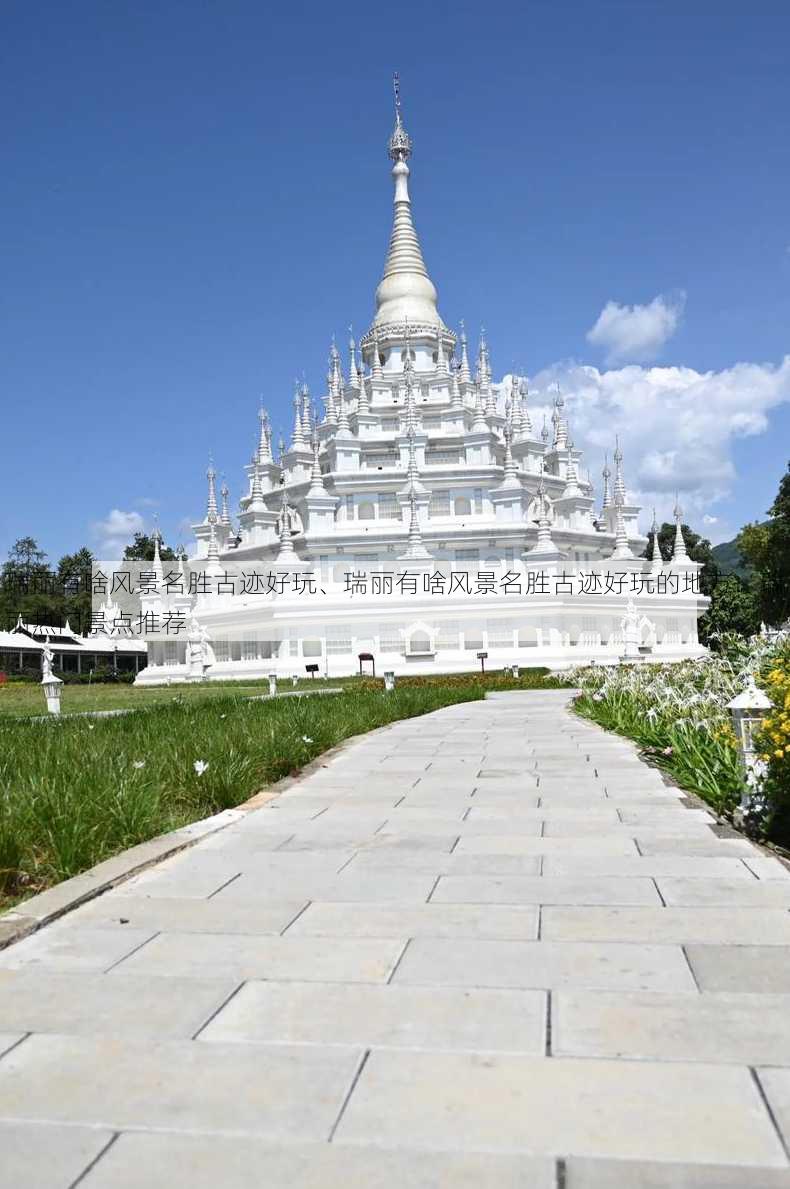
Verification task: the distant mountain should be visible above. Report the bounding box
[712,534,753,579]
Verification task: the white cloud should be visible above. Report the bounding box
[91,508,145,558]
[586,293,685,363]
[702,514,719,526]
[528,355,790,537]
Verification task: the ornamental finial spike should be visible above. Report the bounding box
[388,71,411,161]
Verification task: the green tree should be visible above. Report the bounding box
[0,537,60,628]
[57,547,95,636]
[123,533,177,562]
[703,574,761,642]
[738,460,790,626]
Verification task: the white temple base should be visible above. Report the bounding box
[134,642,707,686]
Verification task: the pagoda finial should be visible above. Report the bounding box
[371,326,383,380]
[649,508,664,574]
[151,513,163,576]
[435,323,448,377]
[348,327,360,389]
[301,382,312,438]
[388,71,411,162]
[275,485,296,562]
[257,403,272,465]
[611,491,633,559]
[553,387,568,449]
[563,443,582,497]
[601,452,612,511]
[530,464,556,552]
[510,377,523,436]
[613,435,626,502]
[205,458,218,522]
[205,512,222,573]
[471,382,488,432]
[672,494,688,560]
[518,376,532,437]
[499,415,520,488]
[374,75,443,331]
[308,426,325,494]
[291,386,305,449]
[220,479,231,528]
[249,463,265,508]
[458,321,472,385]
[450,359,464,409]
[401,488,431,561]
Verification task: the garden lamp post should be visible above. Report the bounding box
[268,672,278,697]
[383,671,395,692]
[726,675,772,809]
[42,673,63,715]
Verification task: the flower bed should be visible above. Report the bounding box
[567,633,790,843]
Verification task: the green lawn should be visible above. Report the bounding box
[0,667,560,718]
[0,677,286,718]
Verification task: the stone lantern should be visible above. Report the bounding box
[383,671,395,692]
[268,672,278,697]
[726,675,772,809]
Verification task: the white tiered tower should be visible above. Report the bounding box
[136,83,707,684]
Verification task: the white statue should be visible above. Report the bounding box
[41,638,55,681]
[186,614,215,679]
[621,600,655,659]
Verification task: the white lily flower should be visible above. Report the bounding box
[193,760,209,777]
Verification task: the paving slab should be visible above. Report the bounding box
[0,1120,114,1189]
[113,931,404,982]
[0,1034,361,1140]
[658,877,790,907]
[541,906,790,945]
[541,856,755,879]
[78,1133,556,1189]
[338,850,545,876]
[0,924,156,972]
[637,836,758,856]
[393,937,696,992]
[61,894,308,935]
[431,874,661,906]
[453,835,640,855]
[554,989,790,1064]
[286,902,539,940]
[200,979,546,1052]
[0,969,237,1039]
[335,1049,786,1165]
[217,870,438,904]
[686,945,790,992]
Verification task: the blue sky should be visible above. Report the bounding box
[2,0,789,561]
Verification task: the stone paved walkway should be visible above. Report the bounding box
[2,690,790,1187]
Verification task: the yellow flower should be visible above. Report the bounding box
[775,749,785,759]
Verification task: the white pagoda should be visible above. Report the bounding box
[135,84,708,684]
